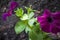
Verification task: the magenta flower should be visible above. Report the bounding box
[2,13,9,20]
[2,10,12,20]
[37,9,60,34]
[9,1,18,10]
[2,1,18,20]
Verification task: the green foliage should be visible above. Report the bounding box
[28,12,34,19]
[15,8,24,17]
[20,14,29,20]
[15,21,26,34]
[28,18,36,27]
[15,6,52,40]
[25,26,31,33]
[25,6,36,14]
[25,7,32,14]
[29,23,43,40]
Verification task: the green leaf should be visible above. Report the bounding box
[25,7,32,14]
[28,12,34,19]
[15,8,24,17]
[15,21,26,34]
[25,6,36,14]
[29,38,31,40]
[28,18,36,27]
[29,31,43,40]
[46,38,52,40]
[29,22,44,40]
[25,26,31,33]
[29,31,38,40]
[20,14,28,20]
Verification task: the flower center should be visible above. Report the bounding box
[47,17,53,23]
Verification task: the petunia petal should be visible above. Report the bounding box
[2,13,8,20]
[41,22,50,32]
[43,9,51,17]
[7,10,12,16]
[37,16,47,23]
[51,25,60,34]
[52,11,60,20]
[9,1,18,10]
[37,15,50,32]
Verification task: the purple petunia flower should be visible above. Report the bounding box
[2,13,9,20]
[2,10,12,20]
[2,1,18,20]
[9,1,18,10]
[37,9,60,34]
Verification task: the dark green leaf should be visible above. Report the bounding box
[29,23,43,40]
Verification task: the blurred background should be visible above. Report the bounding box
[0,0,60,40]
